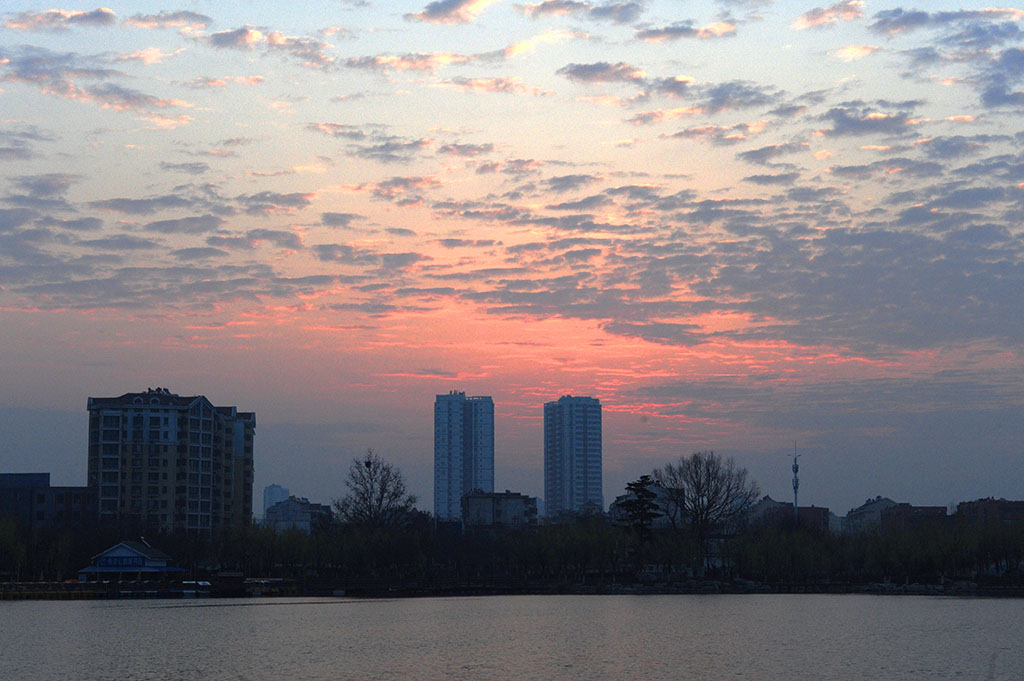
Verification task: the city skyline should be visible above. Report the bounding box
[2,1,1023,515]
[1,382,1019,519]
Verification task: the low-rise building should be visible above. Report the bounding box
[77,540,184,582]
[462,490,537,529]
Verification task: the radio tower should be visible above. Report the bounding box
[792,446,801,521]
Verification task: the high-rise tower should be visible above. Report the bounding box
[433,391,494,521]
[543,395,602,517]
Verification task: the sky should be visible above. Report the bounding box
[1,0,1023,517]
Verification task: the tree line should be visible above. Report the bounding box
[2,451,1023,587]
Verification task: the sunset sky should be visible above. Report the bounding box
[2,0,1023,516]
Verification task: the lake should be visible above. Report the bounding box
[1,594,1021,680]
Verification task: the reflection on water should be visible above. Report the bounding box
[1,594,1022,680]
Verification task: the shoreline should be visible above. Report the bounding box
[4,579,1023,601]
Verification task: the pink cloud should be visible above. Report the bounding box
[405,0,504,25]
[791,1,863,30]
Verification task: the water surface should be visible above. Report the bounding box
[2,594,1020,680]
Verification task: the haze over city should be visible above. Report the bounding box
[1,0,1022,515]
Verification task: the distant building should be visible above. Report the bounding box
[843,496,898,534]
[264,496,332,534]
[746,495,791,525]
[263,484,290,518]
[87,387,255,533]
[0,473,95,530]
[462,490,537,530]
[77,540,183,582]
[880,503,948,533]
[544,395,602,517]
[746,495,831,532]
[956,498,1024,526]
[434,391,494,521]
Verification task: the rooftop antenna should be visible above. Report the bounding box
[792,444,801,521]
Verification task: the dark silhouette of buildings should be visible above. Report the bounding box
[264,495,332,534]
[880,503,948,533]
[462,490,538,530]
[0,473,95,530]
[956,498,1024,526]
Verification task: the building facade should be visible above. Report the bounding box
[0,473,95,531]
[87,387,255,533]
[434,391,494,521]
[544,395,602,517]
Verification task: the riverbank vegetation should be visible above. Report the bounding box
[3,510,1023,590]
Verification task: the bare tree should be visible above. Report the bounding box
[334,449,417,527]
[653,451,759,575]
